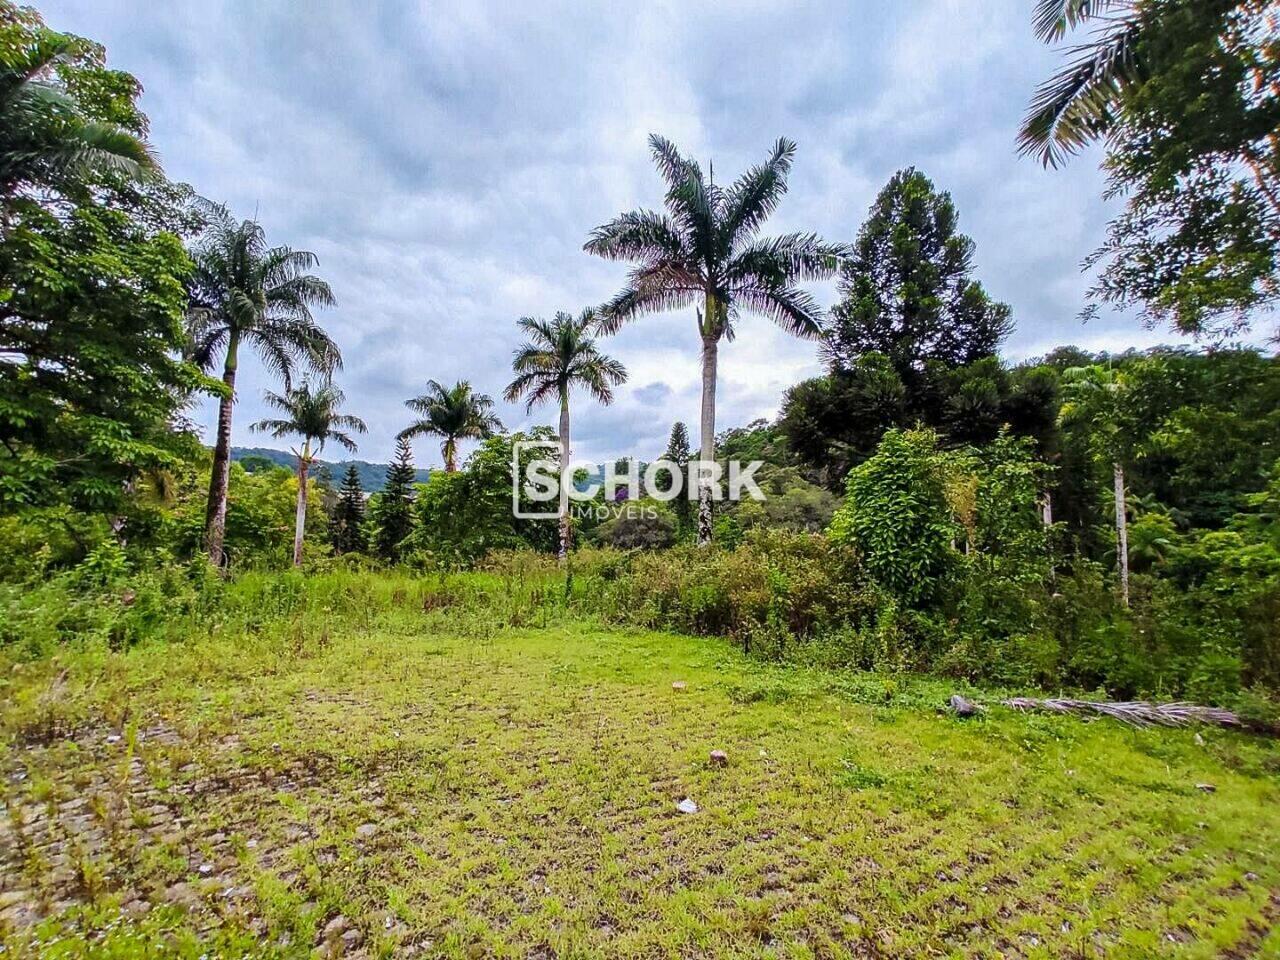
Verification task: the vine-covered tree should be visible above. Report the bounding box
[185,204,340,567]
[1023,0,1280,338]
[586,134,844,544]
[372,436,416,561]
[250,377,365,567]
[399,379,502,473]
[504,309,627,560]
[330,464,366,555]
[824,168,1012,376]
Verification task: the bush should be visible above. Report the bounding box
[829,429,960,605]
[591,500,677,549]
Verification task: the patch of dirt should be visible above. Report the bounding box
[0,721,360,945]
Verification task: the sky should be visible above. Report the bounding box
[44,0,1191,467]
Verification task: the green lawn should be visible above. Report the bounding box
[1,607,1278,958]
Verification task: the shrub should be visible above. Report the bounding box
[591,500,677,550]
[829,429,959,605]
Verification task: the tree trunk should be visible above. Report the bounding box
[1114,460,1129,607]
[293,451,310,568]
[205,333,239,569]
[1041,490,1053,527]
[697,303,720,547]
[558,397,571,563]
[444,439,457,473]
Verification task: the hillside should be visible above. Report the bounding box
[230,446,429,492]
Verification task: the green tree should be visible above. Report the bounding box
[586,134,843,544]
[0,201,209,516]
[414,430,558,565]
[780,353,1057,490]
[593,500,678,550]
[1023,0,1280,337]
[1059,365,1140,605]
[250,377,365,567]
[330,464,366,555]
[659,421,692,535]
[0,2,155,222]
[824,168,1012,376]
[185,203,340,567]
[504,309,627,561]
[372,436,416,561]
[399,379,502,473]
[0,5,211,528]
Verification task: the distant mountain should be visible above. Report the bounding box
[230,446,429,493]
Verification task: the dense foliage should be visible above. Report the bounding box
[1024,0,1280,339]
[1,1,1278,725]
[0,2,213,520]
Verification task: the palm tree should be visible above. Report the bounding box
[1,23,156,225]
[1059,364,1136,606]
[504,310,628,560]
[186,203,340,568]
[399,379,502,473]
[250,377,365,567]
[585,135,842,544]
[1018,0,1145,167]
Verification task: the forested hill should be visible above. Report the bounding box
[230,447,430,492]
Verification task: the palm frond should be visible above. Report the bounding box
[327,430,361,454]
[506,309,627,410]
[577,355,628,405]
[648,134,693,193]
[1032,0,1129,42]
[595,282,699,333]
[733,283,826,339]
[514,315,559,348]
[727,233,846,283]
[720,136,796,245]
[1019,11,1142,166]
[52,120,157,180]
[249,418,297,440]
[583,209,687,262]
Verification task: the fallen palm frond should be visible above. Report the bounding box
[999,698,1241,729]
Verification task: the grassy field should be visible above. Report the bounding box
[1,577,1278,958]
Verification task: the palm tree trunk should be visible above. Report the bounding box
[558,397,571,563]
[444,439,457,473]
[697,321,719,547]
[1114,460,1129,607]
[293,448,310,568]
[205,332,239,569]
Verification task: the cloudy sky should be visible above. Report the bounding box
[46,0,1189,467]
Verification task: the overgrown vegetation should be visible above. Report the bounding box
[3,0,1280,950]
[2,573,1279,957]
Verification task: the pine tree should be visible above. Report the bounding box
[824,168,1011,377]
[373,436,416,561]
[661,422,692,534]
[331,464,366,554]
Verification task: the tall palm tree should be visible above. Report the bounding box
[504,310,628,560]
[185,203,340,568]
[251,377,365,568]
[399,379,502,473]
[1018,0,1145,167]
[1,23,156,225]
[585,134,843,544]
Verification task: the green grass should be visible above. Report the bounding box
[1,574,1278,958]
